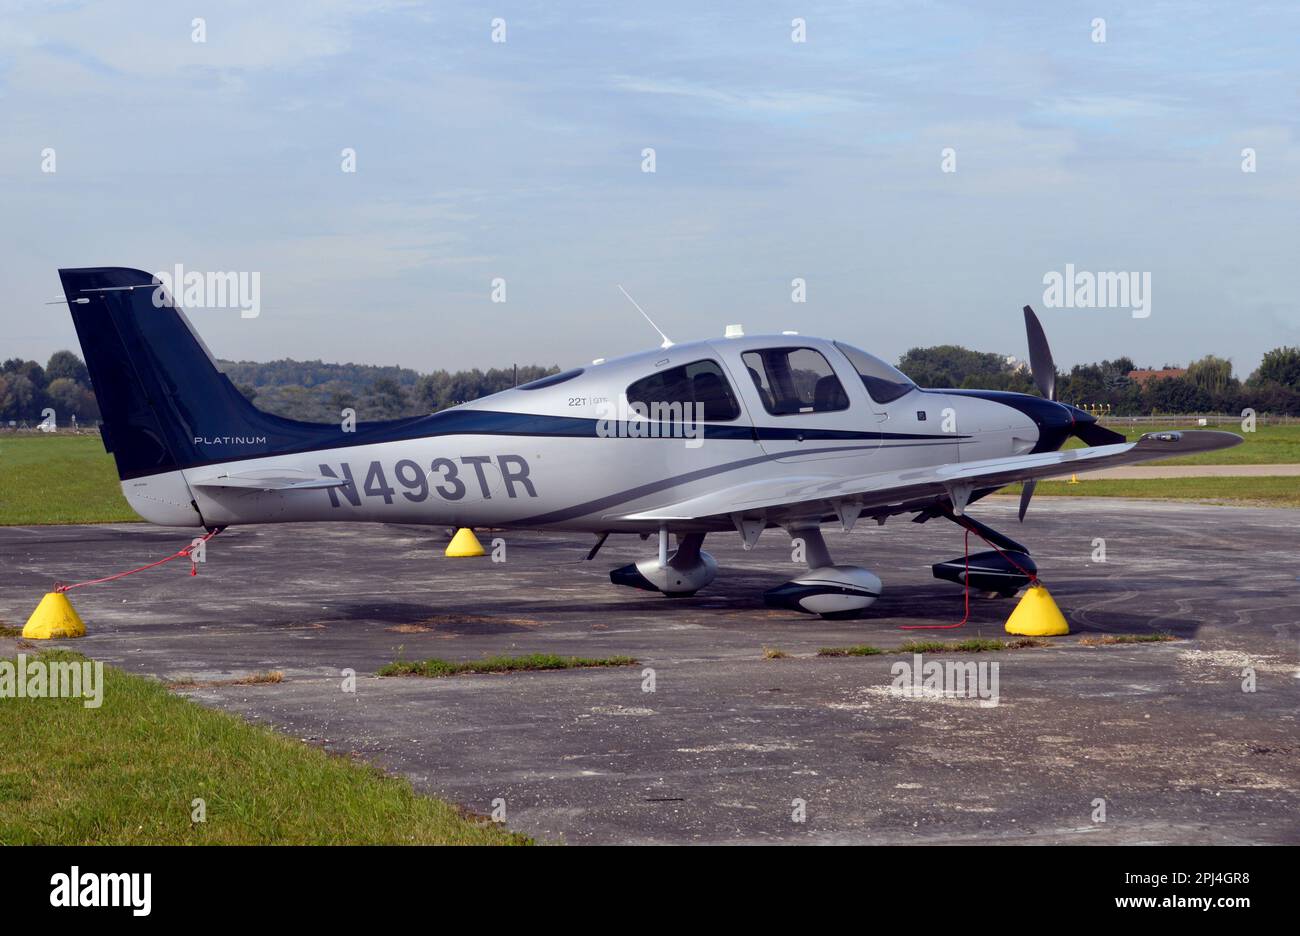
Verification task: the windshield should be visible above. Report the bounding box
[833,342,915,404]
[517,368,583,390]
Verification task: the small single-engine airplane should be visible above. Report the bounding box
[57,266,1240,618]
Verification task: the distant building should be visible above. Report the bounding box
[1127,367,1186,386]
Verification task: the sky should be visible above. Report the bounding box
[1,1,1297,378]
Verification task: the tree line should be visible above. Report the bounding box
[4,344,1299,427]
[219,359,560,422]
[0,353,560,425]
[898,345,1300,415]
[1,351,100,425]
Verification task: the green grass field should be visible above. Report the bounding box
[1064,422,1300,464]
[0,650,528,845]
[1004,476,1300,508]
[0,434,136,524]
[1,425,1297,526]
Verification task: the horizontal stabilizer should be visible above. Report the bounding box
[188,469,351,492]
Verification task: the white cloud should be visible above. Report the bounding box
[610,75,869,116]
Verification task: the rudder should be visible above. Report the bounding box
[58,266,363,482]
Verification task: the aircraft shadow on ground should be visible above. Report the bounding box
[237,578,1204,639]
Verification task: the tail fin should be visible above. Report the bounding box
[58,267,408,481]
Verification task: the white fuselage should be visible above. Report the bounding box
[123,334,1040,533]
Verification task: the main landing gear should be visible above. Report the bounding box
[607,524,880,618]
[609,529,718,597]
[762,526,881,620]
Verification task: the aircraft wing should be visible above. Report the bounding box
[188,469,351,492]
[615,430,1242,524]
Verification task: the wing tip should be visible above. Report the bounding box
[1136,428,1244,453]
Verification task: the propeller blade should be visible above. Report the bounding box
[1073,421,1127,446]
[1018,479,1036,522]
[1022,305,1056,401]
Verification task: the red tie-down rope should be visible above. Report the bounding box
[55,528,223,594]
[900,522,1040,630]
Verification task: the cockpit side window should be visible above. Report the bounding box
[624,359,741,422]
[741,347,849,416]
[833,342,916,405]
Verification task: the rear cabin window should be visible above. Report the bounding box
[741,347,849,415]
[624,359,741,422]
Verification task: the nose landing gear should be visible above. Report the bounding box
[922,503,1037,598]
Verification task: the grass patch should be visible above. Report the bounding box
[1003,476,1300,508]
[762,647,789,660]
[0,624,21,638]
[0,434,137,525]
[820,638,1052,656]
[1079,633,1176,646]
[1005,637,1053,649]
[817,645,885,657]
[897,638,1008,653]
[378,653,638,678]
[168,670,284,688]
[233,670,284,685]
[0,651,528,844]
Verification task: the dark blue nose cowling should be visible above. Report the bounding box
[1029,398,1078,453]
[944,389,1126,453]
[1058,402,1128,447]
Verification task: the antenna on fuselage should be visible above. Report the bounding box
[616,285,673,349]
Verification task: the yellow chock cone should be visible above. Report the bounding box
[22,592,86,640]
[1067,474,1080,484]
[1004,584,1069,636]
[445,528,486,558]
